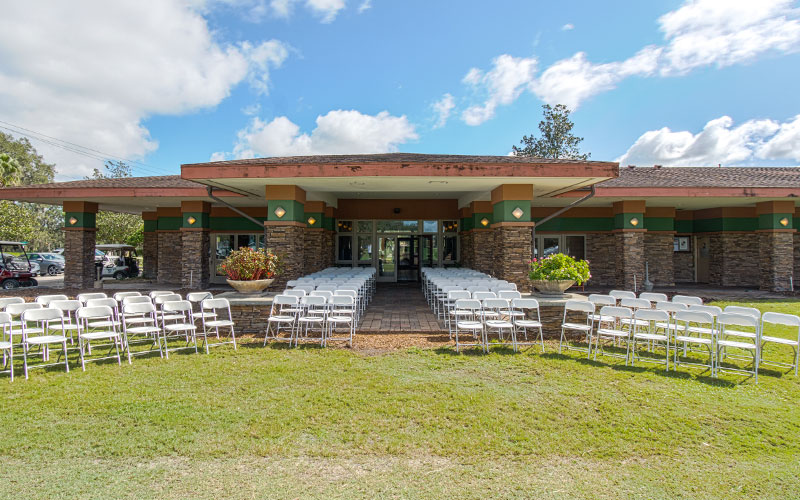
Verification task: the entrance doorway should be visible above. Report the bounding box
[695,235,711,283]
[377,235,430,282]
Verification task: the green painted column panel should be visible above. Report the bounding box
[304,211,324,228]
[614,212,644,230]
[492,200,530,223]
[267,200,305,223]
[644,217,674,231]
[157,217,182,231]
[64,211,96,229]
[759,213,793,230]
[182,212,209,229]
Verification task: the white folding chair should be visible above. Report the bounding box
[326,295,355,347]
[673,310,716,376]
[760,312,800,375]
[187,292,217,325]
[161,300,199,356]
[591,306,632,362]
[21,307,69,378]
[113,291,141,303]
[629,309,670,369]
[609,290,636,303]
[77,292,107,305]
[0,297,24,310]
[446,290,472,339]
[716,312,760,382]
[6,302,43,343]
[511,298,544,352]
[265,295,300,345]
[149,290,176,299]
[0,312,14,381]
[35,294,68,306]
[77,305,127,370]
[199,298,237,353]
[559,300,595,354]
[48,299,81,345]
[453,299,485,354]
[296,295,327,347]
[638,292,668,305]
[483,298,515,350]
[122,302,164,359]
[672,295,703,306]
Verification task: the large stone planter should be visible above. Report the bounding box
[530,279,575,296]
[226,278,274,294]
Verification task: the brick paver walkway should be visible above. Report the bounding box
[360,282,443,333]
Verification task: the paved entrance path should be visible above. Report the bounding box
[360,282,443,333]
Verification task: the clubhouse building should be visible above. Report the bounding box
[0,154,798,292]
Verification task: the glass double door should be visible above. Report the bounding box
[377,235,433,282]
[212,233,264,283]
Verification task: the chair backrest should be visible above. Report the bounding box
[609,290,636,301]
[655,301,688,314]
[723,305,761,321]
[334,290,357,299]
[482,298,510,310]
[123,296,152,306]
[599,305,632,320]
[6,302,42,317]
[672,295,703,306]
[294,285,316,294]
[316,285,338,292]
[0,311,11,327]
[762,311,800,329]
[634,308,669,323]
[187,292,213,303]
[154,294,182,306]
[77,305,115,320]
[498,290,522,299]
[35,294,68,306]
[472,291,497,301]
[113,291,141,302]
[284,289,306,298]
[202,298,231,311]
[150,290,176,299]
[448,290,471,300]
[620,297,651,310]
[310,290,333,301]
[163,300,193,313]
[564,299,594,314]
[22,307,63,322]
[77,292,107,304]
[674,310,714,326]
[331,295,354,307]
[466,286,489,293]
[86,298,119,310]
[588,294,616,306]
[0,297,25,309]
[301,295,327,307]
[454,299,481,311]
[718,312,759,329]
[512,298,540,310]
[494,283,517,292]
[639,292,668,303]
[688,304,722,317]
[49,299,82,314]
[123,302,156,315]
[274,294,299,306]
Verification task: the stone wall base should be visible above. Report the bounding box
[644,232,675,287]
[709,232,759,287]
[266,224,305,290]
[493,226,532,292]
[615,231,645,290]
[585,233,616,287]
[157,232,182,285]
[64,228,96,289]
[472,230,494,275]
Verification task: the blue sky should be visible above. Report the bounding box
[1,0,799,180]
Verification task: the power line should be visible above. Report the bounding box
[0,119,171,177]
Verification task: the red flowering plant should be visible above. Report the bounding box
[219,247,284,281]
[528,253,591,285]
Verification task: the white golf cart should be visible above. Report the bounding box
[96,244,140,280]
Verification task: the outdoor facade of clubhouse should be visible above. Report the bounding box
[0,153,798,293]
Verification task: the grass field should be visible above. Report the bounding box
[2,300,799,499]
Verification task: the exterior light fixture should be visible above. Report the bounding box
[629,217,640,227]
[779,217,790,227]
[480,217,490,227]
[68,217,78,225]
[274,206,286,218]
[511,207,524,219]
[187,216,196,225]
[307,216,316,226]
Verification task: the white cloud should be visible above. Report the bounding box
[357,0,372,13]
[617,115,800,167]
[231,109,418,158]
[305,0,347,23]
[209,151,228,162]
[0,1,289,180]
[431,93,455,129]
[460,54,538,125]
[561,23,574,31]
[217,0,347,23]
[457,0,800,125]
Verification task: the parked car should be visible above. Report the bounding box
[0,241,38,289]
[26,252,65,276]
[53,248,107,263]
[96,244,140,280]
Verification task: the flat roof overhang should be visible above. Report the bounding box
[552,187,800,210]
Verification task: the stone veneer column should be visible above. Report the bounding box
[156,207,182,285]
[490,185,533,292]
[643,207,676,287]
[468,200,494,274]
[142,211,158,279]
[303,201,328,275]
[757,201,795,291]
[613,200,646,290]
[181,201,211,289]
[265,184,306,289]
[63,201,98,289]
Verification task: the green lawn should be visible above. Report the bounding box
[2,300,800,499]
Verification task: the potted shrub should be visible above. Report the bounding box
[219,247,283,294]
[528,253,591,295]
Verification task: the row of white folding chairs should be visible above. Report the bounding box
[265,294,356,348]
[429,282,518,319]
[451,298,544,354]
[287,282,369,316]
[284,287,365,321]
[559,300,800,382]
[607,290,703,307]
[442,290,523,333]
[0,294,236,381]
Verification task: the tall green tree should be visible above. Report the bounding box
[512,104,590,160]
[0,132,63,250]
[90,161,144,248]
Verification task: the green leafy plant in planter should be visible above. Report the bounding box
[528,253,590,294]
[219,247,284,293]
